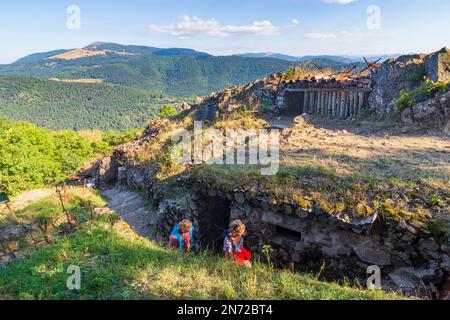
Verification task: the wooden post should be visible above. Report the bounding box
[331,91,337,119]
[358,92,365,114]
[335,92,340,119]
[314,91,318,115]
[327,91,332,116]
[309,90,315,114]
[55,186,73,229]
[304,91,309,114]
[330,91,334,118]
[339,91,346,119]
[345,92,350,118]
[5,203,20,224]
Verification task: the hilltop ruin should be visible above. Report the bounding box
[87,48,450,299]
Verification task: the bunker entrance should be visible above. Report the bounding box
[285,90,305,116]
[198,197,231,252]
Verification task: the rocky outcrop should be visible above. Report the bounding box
[194,76,278,121]
[401,90,450,128]
[95,155,118,187]
[369,48,450,116]
[424,47,450,83]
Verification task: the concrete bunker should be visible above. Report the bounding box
[196,197,231,252]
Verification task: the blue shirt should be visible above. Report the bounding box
[170,224,195,251]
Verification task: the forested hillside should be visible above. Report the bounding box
[0,56,293,97]
[62,55,294,97]
[0,75,174,131]
[0,43,294,97]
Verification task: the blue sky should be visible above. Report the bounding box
[0,0,449,63]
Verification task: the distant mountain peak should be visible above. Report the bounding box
[84,42,114,49]
[46,48,136,61]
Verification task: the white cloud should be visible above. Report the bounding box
[288,19,300,28]
[321,0,358,4]
[149,15,280,38]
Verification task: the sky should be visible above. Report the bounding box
[0,0,449,63]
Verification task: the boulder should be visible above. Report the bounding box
[423,47,450,83]
[293,114,312,126]
[95,155,118,187]
[0,224,31,242]
[388,267,420,292]
[401,91,450,128]
[352,241,392,266]
[369,54,426,116]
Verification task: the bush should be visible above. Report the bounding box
[396,79,449,110]
[158,105,179,118]
[406,65,426,84]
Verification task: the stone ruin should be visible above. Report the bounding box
[87,49,450,299]
[87,116,450,299]
[193,47,449,130]
[152,180,449,299]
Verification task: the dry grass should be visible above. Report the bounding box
[48,78,104,84]
[0,219,409,300]
[47,49,135,61]
[281,123,450,192]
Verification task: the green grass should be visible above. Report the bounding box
[0,188,407,300]
[0,222,406,300]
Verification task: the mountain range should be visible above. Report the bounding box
[0,42,375,131]
[236,52,402,63]
[0,42,294,97]
[0,42,371,98]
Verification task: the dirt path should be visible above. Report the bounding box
[1,189,55,214]
[102,187,158,240]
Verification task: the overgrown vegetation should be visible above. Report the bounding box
[396,79,449,110]
[190,163,449,232]
[0,117,137,196]
[158,105,179,118]
[406,65,426,84]
[0,189,406,300]
[283,64,334,81]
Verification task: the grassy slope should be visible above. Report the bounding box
[0,189,405,300]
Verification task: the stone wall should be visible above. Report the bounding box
[155,184,449,298]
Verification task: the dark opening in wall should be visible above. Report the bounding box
[275,225,302,241]
[197,197,231,252]
[285,91,305,116]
